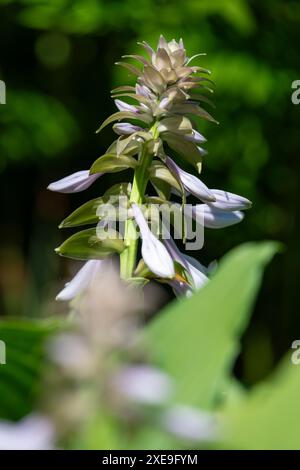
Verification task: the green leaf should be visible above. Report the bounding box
[146,242,279,409]
[149,161,182,193]
[59,197,106,228]
[221,358,300,449]
[90,154,138,175]
[163,132,203,172]
[56,228,125,260]
[103,182,131,198]
[96,112,151,133]
[0,319,60,420]
[60,184,130,228]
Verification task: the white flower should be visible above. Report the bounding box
[164,236,209,292]
[56,259,104,301]
[0,414,55,450]
[48,170,102,193]
[166,156,215,202]
[113,123,143,135]
[132,203,175,278]
[161,405,218,442]
[192,204,245,228]
[209,189,252,211]
[183,254,209,289]
[115,99,140,114]
[112,365,173,405]
[185,129,206,144]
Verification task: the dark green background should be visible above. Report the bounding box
[0,0,299,385]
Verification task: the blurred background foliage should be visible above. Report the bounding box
[0,0,299,387]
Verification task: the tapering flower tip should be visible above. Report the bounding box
[194,205,244,229]
[47,170,102,194]
[114,99,139,113]
[113,122,143,135]
[166,156,215,202]
[183,254,209,290]
[209,190,252,211]
[135,83,153,99]
[132,203,175,279]
[56,259,104,301]
[163,237,208,293]
[185,129,206,144]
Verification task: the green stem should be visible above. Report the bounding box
[120,124,158,280]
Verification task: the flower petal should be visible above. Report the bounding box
[166,156,215,202]
[183,254,209,289]
[112,365,173,405]
[185,129,206,144]
[209,189,252,211]
[132,204,175,279]
[0,414,55,450]
[115,99,139,113]
[193,205,245,228]
[48,170,102,194]
[56,260,103,301]
[113,122,143,135]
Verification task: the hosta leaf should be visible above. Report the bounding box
[90,154,138,175]
[0,319,60,421]
[56,228,125,260]
[222,358,300,450]
[146,242,279,409]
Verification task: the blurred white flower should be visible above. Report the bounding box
[0,414,55,450]
[161,405,218,442]
[47,333,95,378]
[112,365,173,405]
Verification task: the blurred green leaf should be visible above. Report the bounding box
[0,91,78,169]
[221,358,300,449]
[0,319,60,421]
[146,242,279,409]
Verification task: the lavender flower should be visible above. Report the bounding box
[48,170,102,193]
[132,203,175,279]
[56,260,104,301]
